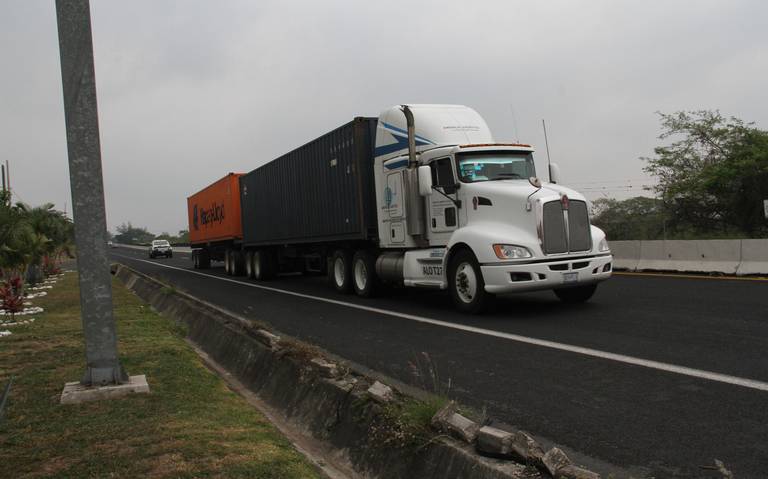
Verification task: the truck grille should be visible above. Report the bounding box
[542,199,591,254]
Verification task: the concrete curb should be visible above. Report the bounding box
[113,264,602,479]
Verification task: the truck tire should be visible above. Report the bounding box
[448,249,493,314]
[330,249,353,294]
[252,250,277,280]
[231,250,245,276]
[224,250,232,275]
[554,284,597,304]
[199,251,211,269]
[352,250,377,298]
[245,251,255,278]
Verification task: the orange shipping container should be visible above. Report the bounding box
[187,173,244,245]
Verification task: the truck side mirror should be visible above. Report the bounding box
[549,163,561,184]
[417,165,433,196]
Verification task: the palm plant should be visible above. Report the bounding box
[0,196,73,315]
[16,203,70,282]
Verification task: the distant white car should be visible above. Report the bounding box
[149,240,173,259]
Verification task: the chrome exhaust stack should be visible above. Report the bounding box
[400,105,426,242]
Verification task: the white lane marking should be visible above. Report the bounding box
[113,252,768,393]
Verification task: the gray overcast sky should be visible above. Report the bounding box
[1,1,766,234]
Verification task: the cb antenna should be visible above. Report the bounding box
[542,119,552,182]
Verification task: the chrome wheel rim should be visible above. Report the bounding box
[455,262,477,304]
[354,259,367,291]
[334,257,346,287]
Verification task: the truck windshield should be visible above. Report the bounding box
[456,152,535,183]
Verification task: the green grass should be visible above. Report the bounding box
[0,272,321,479]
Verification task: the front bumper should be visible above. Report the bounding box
[481,254,613,294]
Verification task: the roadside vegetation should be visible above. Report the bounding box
[0,191,72,321]
[0,271,321,478]
[112,222,188,245]
[592,110,768,240]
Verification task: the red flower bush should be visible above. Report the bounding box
[0,276,25,316]
[43,255,61,276]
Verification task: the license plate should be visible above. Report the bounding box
[563,272,578,284]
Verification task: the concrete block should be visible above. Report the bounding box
[737,239,768,275]
[475,425,514,456]
[608,240,640,271]
[367,380,393,403]
[431,402,480,443]
[60,375,150,404]
[511,431,545,463]
[254,329,281,349]
[557,464,601,479]
[636,240,667,271]
[543,447,572,476]
[310,357,339,378]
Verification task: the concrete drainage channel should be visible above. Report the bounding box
[113,264,601,479]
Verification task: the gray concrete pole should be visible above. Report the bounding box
[55,0,128,385]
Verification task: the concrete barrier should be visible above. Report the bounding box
[635,240,667,271]
[662,239,740,275]
[737,239,768,276]
[607,241,640,271]
[611,239,768,275]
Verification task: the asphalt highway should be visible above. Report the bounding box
[110,247,768,478]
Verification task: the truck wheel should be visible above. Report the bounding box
[330,249,353,294]
[252,251,276,280]
[245,251,255,278]
[232,250,245,276]
[352,250,377,298]
[225,249,235,275]
[554,284,597,304]
[199,251,211,269]
[448,249,492,314]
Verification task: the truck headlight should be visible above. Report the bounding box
[598,238,610,252]
[493,244,532,260]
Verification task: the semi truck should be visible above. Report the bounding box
[188,104,613,313]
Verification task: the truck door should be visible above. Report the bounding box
[428,158,459,244]
[385,171,406,244]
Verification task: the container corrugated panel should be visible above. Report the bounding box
[240,117,378,246]
[187,173,244,246]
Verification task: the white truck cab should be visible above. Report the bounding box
[370,104,612,313]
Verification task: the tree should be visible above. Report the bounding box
[643,110,768,237]
[591,197,665,240]
[113,222,154,244]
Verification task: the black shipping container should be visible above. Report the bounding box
[240,117,379,246]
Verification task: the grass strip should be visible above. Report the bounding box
[0,272,321,479]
